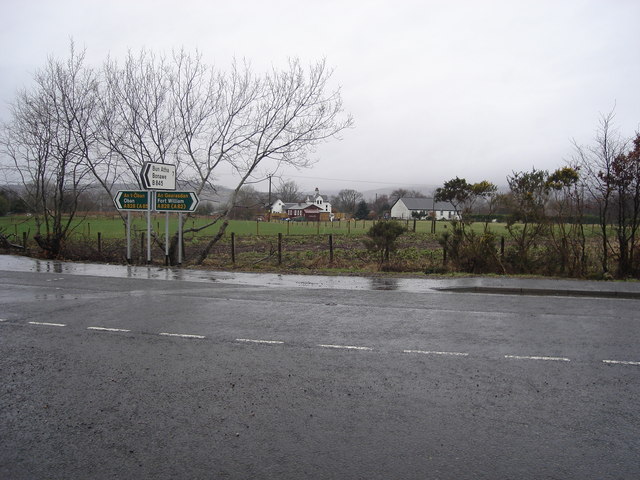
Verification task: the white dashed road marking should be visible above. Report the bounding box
[159,332,206,339]
[603,360,640,366]
[15,323,637,367]
[236,338,284,345]
[318,344,373,351]
[403,350,469,356]
[88,327,131,333]
[505,355,571,362]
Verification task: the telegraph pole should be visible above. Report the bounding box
[267,174,273,221]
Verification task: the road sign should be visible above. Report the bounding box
[140,162,176,190]
[113,190,149,211]
[155,191,199,212]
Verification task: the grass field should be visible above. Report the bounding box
[0,213,513,240]
[0,213,608,277]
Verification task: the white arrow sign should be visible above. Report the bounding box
[140,162,176,191]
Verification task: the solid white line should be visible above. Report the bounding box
[88,327,131,333]
[505,355,570,362]
[318,344,373,351]
[603,359,640,366]
[403,349,469,356]
[28,321,66,327]
[159,332,206,339]
[236,338,284,345]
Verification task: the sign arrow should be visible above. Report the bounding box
[113,190,149,211]
[140,162,176,191]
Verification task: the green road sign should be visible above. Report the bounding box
[113,191,149,211]
[155,191,199,212]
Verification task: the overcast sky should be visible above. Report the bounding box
[2,0,639,194]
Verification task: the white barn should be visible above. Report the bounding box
[390,197,459,220]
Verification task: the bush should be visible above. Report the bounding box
[439,228,502,274]
[363,221,407,264]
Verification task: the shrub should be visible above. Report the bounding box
[363,221,407,264]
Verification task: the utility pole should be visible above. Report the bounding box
[267,174,273,221]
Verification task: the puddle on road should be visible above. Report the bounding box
[0,254,439,293]
[4,254,630,296]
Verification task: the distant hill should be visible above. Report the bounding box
[359,185,440,201]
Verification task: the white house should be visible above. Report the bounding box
[271,188,332,214]
[390,197,459,220]
[304,188,332,213]
[271,199,287,214]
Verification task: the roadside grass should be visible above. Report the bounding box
[1,214,609,278]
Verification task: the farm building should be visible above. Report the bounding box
[390,197,459,220]
[271,188,332,221]
[284,203,329,221]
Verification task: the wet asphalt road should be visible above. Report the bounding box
[1,257,639,479]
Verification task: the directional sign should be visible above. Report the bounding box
[155,191,199,212]
[113,190,149,211]
[140,162,176,191]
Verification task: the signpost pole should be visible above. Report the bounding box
[178,213,183,265]
[165,211,170,266]
[146,191,153,264]
[126,212,131,264]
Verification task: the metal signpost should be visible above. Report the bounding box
[113,168,199,265]
[113,191,149,263]
[140,162,177,264]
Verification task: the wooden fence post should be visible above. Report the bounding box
[278,233,282,265]
[231,232,236,264]
[97,232,102,253]
[22,231,27,249]
[329,234,334,264]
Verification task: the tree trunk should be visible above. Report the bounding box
[194,219,230,265]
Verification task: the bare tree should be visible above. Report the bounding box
[1,44,98,257]
[275,180,302,202]
[390,188,425,205]
[3,47,353,265]
[100,49,178,188]
[332,189,363,215]
[609,133,640,276]
[228,185,267,220]
[194,59,353,264]
[171,52,259,197]
[574,109,629,274]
